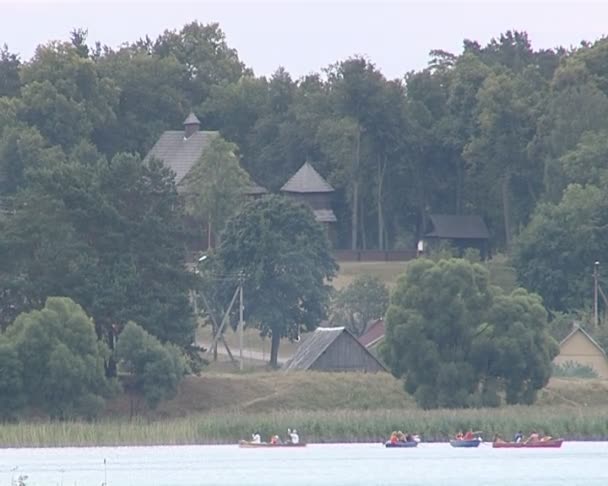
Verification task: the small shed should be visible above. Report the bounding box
[424,214,490,259]
[554,326,608,379]
[283,327,386,373]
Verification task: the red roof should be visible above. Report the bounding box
[358,319,385,348]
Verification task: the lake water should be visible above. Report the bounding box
[1,442,607,486]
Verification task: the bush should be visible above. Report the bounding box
[553,361,598,379]
[115,322,187,409]
[5,297,111,419]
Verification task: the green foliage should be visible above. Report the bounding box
[183,135,250,247]
[553,361,598,379]
[329,274,389,336]
[0,152,196,349]
[115,322,187,409]
[512,184,608,312]
[4,297,111,419]
[0,341,25,420]
[381,258,559,409]
[213,195,338,366]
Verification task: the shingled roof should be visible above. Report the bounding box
[145,129,218,187]
[425,214,490,239]
[281,162,334,193]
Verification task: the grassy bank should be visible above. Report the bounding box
[1,406,607,448]
[2,374,608,447]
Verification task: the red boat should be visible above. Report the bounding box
[492,439,563,449]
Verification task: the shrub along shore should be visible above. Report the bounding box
[1,406,607,448]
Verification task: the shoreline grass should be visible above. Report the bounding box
[1,406,607,448]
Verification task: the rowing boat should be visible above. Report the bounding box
[449,439,481,448]
[238,440,307,448]
[492,439,563,449]
[384,441,418,448]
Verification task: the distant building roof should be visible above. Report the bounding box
[145,130,218,187]
[358,319,385,348]
[425,214,490,240]
[313,209,337,223]
[281,162,334,194]
[243,180,269,196]
[183,112,201,125]
[283,326,387,372]
[560,326,607,357]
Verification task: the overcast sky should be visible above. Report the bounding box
[2,1,608,80]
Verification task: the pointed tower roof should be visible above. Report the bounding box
[280,162,334,193]
[183,112,201,125]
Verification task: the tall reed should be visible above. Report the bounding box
[0,407,605,447]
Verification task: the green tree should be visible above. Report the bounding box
[213,196,338,367]
[512,184,608,312]
[0,341,25,420]
[329,275,389,337]
[115,321,187,410]
[381,258,558,409]
[5,297,111,418]
[0,152,196,354]
[183,135,250,248]
[0,44,20,98]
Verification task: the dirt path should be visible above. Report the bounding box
[198,340,289,364]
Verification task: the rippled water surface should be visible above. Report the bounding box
[1,442,607,485]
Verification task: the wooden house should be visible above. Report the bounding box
[280,162,337,245]
[554,326,608,379]
[423,214,490,259]
[283,326,386,373]
[144,113,268,251]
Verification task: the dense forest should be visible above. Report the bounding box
[2,23,608,346]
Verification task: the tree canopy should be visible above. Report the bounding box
[211,195,338,366]
[4,297,112,419]
[381,259,559,409]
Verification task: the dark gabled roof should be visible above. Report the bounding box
[313,209,337,223]
[183,112,201,125]
[283,326,387,371]
[144,130,218,186]
[560,326,607,357]
[244,180,269,196]
[281,162,334,194]
[425,214,490,240]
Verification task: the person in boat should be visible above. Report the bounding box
[288,429,299,444]
[270,435,283,445]
[396,431,405,442]
[525,431,540,444]
[405,433,414,443]
[389,431,398,444]
[493,434,507,444]
[251,432,262,444]
[540,433,552,442]
[455,431,464,440]
[513,431,523,443]
[463,429,475,440]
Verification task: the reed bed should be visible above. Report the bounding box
[1,406,607,447]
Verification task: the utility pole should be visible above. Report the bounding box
[594,261,600,327]
[239,272,244,371]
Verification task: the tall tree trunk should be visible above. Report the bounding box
[351,127,361,250]
[269,327,281,368]
[456,159,463,214]
[377,154,386,250]
[501,172,512,249]
[360,202,367,250]
[207,219,212,250]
